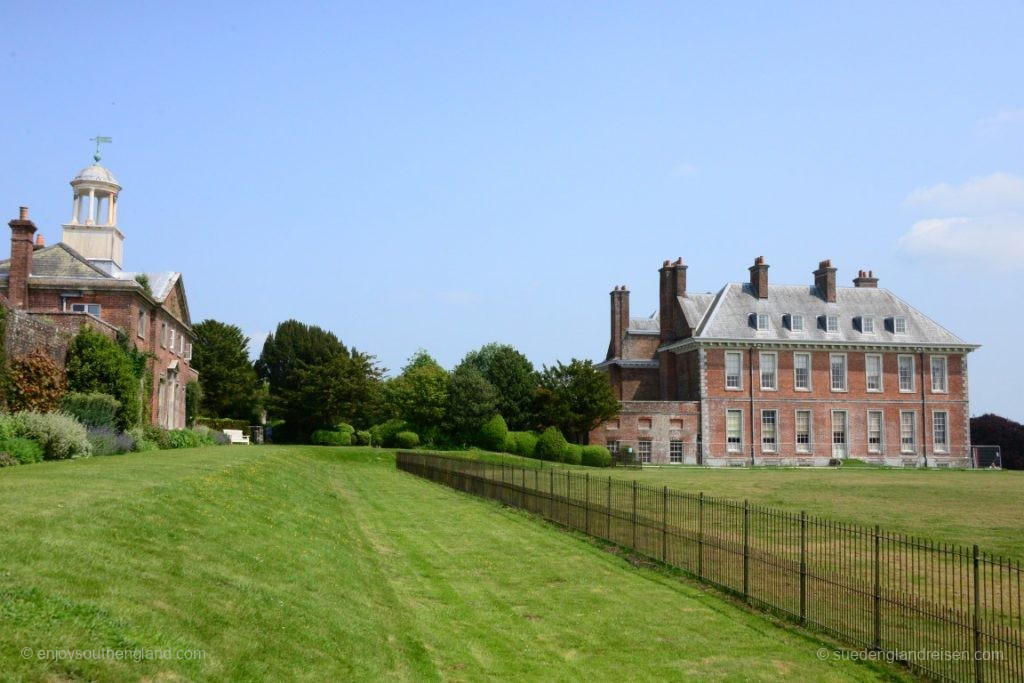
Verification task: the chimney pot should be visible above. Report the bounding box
[663,260,670,267]
[19,206,28,220]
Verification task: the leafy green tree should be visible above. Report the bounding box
[383,350,449,439]
[65,328,141,430]
[461,343,537,430]
[191,320,262,420]
[256,320,383,440]
[444,364,498,443]
[536,359,620,444]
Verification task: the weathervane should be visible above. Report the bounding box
[89,134,112,163]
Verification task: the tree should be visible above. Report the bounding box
[461,343,537,430]
[971,414,1024,470]
[256,320,382,440]
[383,350,449,440]
[7,351,66,413]
[65,328,141,430]
[536,359,620,444]
[444,364,498,444]
[191,320,263,421]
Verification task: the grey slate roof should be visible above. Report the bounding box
[627,315,659,334]
[689,283,971,347]
[116,270,179,302]
[0,244,111,279]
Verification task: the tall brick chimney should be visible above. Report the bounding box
[748,255,769,299]
[853,269,878,288]
[814,259,837,303]
[658,257,686,342]
[8,206,37,309]
[609,285,630,358]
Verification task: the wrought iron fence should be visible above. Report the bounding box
[396,451,1023,682]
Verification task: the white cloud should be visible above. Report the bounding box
[903,172,1024,213]
[899,215,1024,270]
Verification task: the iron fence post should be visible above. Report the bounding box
[585,474,590,534]
[973,544,982,683]
[631,480,638,550]
[800,511,807,626]
[607,476,612,540]
[743,500,749,601]
[662,486,668,563]
[549,469,554,520]
[873,524,881,650]
[698,492,704,580]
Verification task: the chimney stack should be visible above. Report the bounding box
[33,234,45,251]
[609,285,630,359]
[748,255,769,299]
[658,258,687,341]
[8,206,37,309]
[813,259,837,303]
[853,269,878,288]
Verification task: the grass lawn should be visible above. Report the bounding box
[0,446,904,681]
[589,463,1024,559]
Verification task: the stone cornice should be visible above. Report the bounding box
[658,336,979,355]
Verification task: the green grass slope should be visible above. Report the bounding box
[0,446,900,681]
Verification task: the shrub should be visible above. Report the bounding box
[311,429,352,446]
[370,419,408,447]
[9,412,91,460]
[510,431,538,458]
[581,445,612,468]
[502,433,517,453]
[535,426,569,462]
[168,429,204,449]
[87,426,135,456]
[0,452,18,467]
[61,392,121,429]
[140,424,172,450]
[65,328,141,430]
[193,426,230,445]
[0,437,44,464]
[7,351,66,413]
[336,423,355,435]
[132,437,161,453]
[195,417,252,436]
[478,414,508,452]
[563,443,583,465]
[355,430,371,445]
[394,431,420,449]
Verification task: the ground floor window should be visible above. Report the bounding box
[867,410,883,454]
[761,410,778,453]
[607,440,619,453]
[933,411,949,453]
[669,440,683,463]
[795,410,811,453]
[638,440,652,463]
[900,411,917,453]
[726,410,743,453]
[831,410,848,458]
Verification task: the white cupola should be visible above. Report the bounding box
[61,140,124,273]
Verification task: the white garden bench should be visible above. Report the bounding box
[223,429,250,445]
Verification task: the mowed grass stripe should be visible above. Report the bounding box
[0,447,901,681]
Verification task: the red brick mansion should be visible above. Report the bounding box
[591,257,978,467]
[0,158,196,428]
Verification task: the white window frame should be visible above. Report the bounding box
[669,440,683,464]
[829,353,848,392]
[790,314,804,332]
[933,411,949,453]
[756,313,770,331]
[793,352,811,391]
[759,352,777,391]
[898,354,915,393]
[137,310,147,339]
[900,411,917,454]
[761,410,778,453]
[894,316,907,334]
[725,351,743,391]
[826,314,839,333]
[865,354,883,393]
[638,440,652,464]
[70,302,101,317]
[867,410,884,454]
[186,342,192,361]
[726,409,743,453]
[862,316,875,334]
[607,440,620,453]
[930,355,948,394]
[831,410,848,458]
[795,409,812,453]
[169,328,176,354]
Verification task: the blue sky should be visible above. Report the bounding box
[2,1,1022,420]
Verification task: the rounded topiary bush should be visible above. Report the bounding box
[563,443,583,465]
[62,392,121,429]
[502,433,517,454]
[581,445,612,467]
[336,423,355,435]
[394,431,420,449]
[513,431,538,458]
[311,429,352,446]
[477,414,508,452]
[355,430,371,445]
[370,419,407,447]
[535,426,569,462]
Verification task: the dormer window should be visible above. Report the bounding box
[825,315,839,333]
[862,316,875,333]
[756,313,770,331]
[785,314,805,331]
[894,316,907,334]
